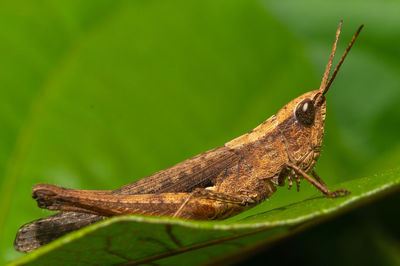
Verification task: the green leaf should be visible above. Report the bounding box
[1,0,400,264]
[10,169,400,265]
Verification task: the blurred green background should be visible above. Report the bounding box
[0,0,399,264]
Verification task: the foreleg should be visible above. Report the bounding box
[287,163,349,198]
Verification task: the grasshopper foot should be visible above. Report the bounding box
[326,189,350,198]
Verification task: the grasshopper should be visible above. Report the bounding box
[14,21,363,253]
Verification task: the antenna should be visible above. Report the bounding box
[323,24,364,94]
[319,20,343,92]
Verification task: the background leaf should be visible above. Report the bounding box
[0,0,399,264]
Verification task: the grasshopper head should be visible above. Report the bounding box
[226,22,362,175]
[275,21,363,172]
[275,90,326,172]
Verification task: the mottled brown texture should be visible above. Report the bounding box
[14,22,363,253]
[113,146,238,195]
[14,212,106,253]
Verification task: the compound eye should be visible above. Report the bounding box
[295,99,315,126]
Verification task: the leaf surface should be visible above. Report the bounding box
[11,169,400,265]
[1,0,400,264]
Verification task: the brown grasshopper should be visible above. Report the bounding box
[14,21,363,253]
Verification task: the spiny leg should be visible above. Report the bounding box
[287,176,293,190]
[173,190,196,218]
[32,184,256,220]
[174,187,261,218]
[287,163,349,198]
[312,170,328,189]
[295,176,301,192]
[287,171,300,191]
